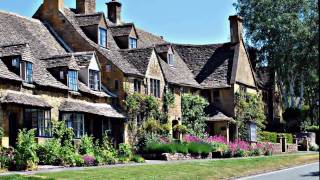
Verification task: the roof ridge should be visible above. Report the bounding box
[74,12,104,17]
[0,10,42,24]
[173,42,233,47]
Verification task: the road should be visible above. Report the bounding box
[239,162,320,180]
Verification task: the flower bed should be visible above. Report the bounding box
[142,135,274,161]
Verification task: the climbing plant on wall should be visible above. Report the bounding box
[235,91,266,140]
[181,94,209,138]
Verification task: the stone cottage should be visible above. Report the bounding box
[0,11,125,147]
[0,0,259,144]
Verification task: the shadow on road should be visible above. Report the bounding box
[301,171,320,177]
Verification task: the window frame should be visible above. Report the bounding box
[25,62,33,83]
[134,79,141,93]
[67,70,78,92]
[150,79,160,98]
[167,53,174,65]
[24,108,52,137]
[129,37,137,49]
[89,70,100,91]
[98,27,107,48]
[63,113,85,139]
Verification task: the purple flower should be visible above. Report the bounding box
[83,155,96,166]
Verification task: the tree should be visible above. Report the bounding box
[181,94,209,137]
[234,0,319,117]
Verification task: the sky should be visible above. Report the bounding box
[0,0,237,45]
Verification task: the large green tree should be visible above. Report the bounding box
[234,0,319,120]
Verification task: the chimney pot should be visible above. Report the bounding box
[107,0,122,25]
[229,15,243,43]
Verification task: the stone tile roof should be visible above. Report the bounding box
[136,28,167,48]
[205,104,235,122]
[59,99,125,119]
[0,59,22,82]
[0,90,51,108]
[0,11,69,90]
[110,24,134,37]
[73,51,95,67]
[119,48,154,75]
[0,44,35,63]
[75,12,103,27]
[78,81,110,98]
[42,54,80,70]
[173,43,237,89]
[61,8,143,76]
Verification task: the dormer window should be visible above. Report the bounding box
[98,27,107,48]
[68,70,78,91]
[25,62,33,83]
[129,37,137,49]
[89,70,100,91]
[12,57,20,68]
[168,53,174,65]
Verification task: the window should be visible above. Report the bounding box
[63,113,84,139]
[167,53,174,65]
[134,79,141,93]
[129,37,137,49]
[106,64,112,72]
[150,79,160,98]
[114,80,119,90]
[25,62,33,83]
[68,70,78,91]
[102,119,111,136]
[145,79,149,94]
[60,71,64,79]
[98,28,107,48]
[89,70,100,91]
[240,85,247,93]
[213,90,220,102]
[24,109,52,137]
[12,57,20,68]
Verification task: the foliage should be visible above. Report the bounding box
[187,142,212,155]
[234,0,319,123]
[14,129,39,170]
[0,147,15,170]
[210,142,228,153]
[0,127,3,146]
[283,133,293,144]
[52,121,74,147]
[118,143,133,162]
[258,131,293,144]
[309,144,319,151]
[181,94,209,137]
[173,124,189,135]
[305,125,319,132]
[82,155,97,166]
[37,139,61,165]
[235,92,266,140]
[163,88,175,113]
[124,93,144,118]
[79,135,95,156]
[144,143,188,154]
[131,155,145,163]
[143,95,160,119]
[94,135,118,165]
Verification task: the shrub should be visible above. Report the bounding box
[82,155,96,166]
[79,135,95,155]
[187,142,212,155]
[59,146,78,167]
[144,143,188,154]
[210,142,228,153]
[118,143,133,162]
[283,133,293,144]
[258,131,277,143]
[305,125,319,132]
[173,124,189,135]
[37,139,61,165]
[0,147,15,170]
[131,155,145,163]
[14,129,39,170]
[227,139,250,157]
[309,145,319,151]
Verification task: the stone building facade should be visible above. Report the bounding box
[1,0,260,144]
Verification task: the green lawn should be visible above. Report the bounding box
[2,154,319,180]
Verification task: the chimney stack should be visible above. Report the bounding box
[107,0,122,25]
[76,0,96,14]
[228,15,243,43]
[43,0,64,12]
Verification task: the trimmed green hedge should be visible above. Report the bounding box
[258,131,293,144]
[144,142,212,155]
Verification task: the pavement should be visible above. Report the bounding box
[238,162,320,180]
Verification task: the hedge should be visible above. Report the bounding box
[258,131,293,144]
[144,142,212,155]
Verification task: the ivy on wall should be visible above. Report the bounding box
[235,91,266,140]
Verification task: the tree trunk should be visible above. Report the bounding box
[279,80,289,109]
[298,73,305,109]
[288,74,296,108]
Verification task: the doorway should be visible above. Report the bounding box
[9,112,18,147]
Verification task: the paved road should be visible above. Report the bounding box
[239,162,320,180]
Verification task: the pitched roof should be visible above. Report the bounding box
[78,81,110,98]
[42,54,80,70]
[0,44,35,63]
[205,104,235,122]
[173,43,237,89]
[0,90,51,108]
[136,28,167,48]
[59,99,125,119]
[73,51,95,67]
[110,23,135,37]
[75,12,104,27]
[119,48,154,75]
[0,59,22,82]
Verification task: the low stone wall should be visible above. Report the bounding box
[287,143,298,153]
[260,142,282,154]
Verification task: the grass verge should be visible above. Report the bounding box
[1,153,319,180]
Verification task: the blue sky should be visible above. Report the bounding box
[0,0,236,44]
